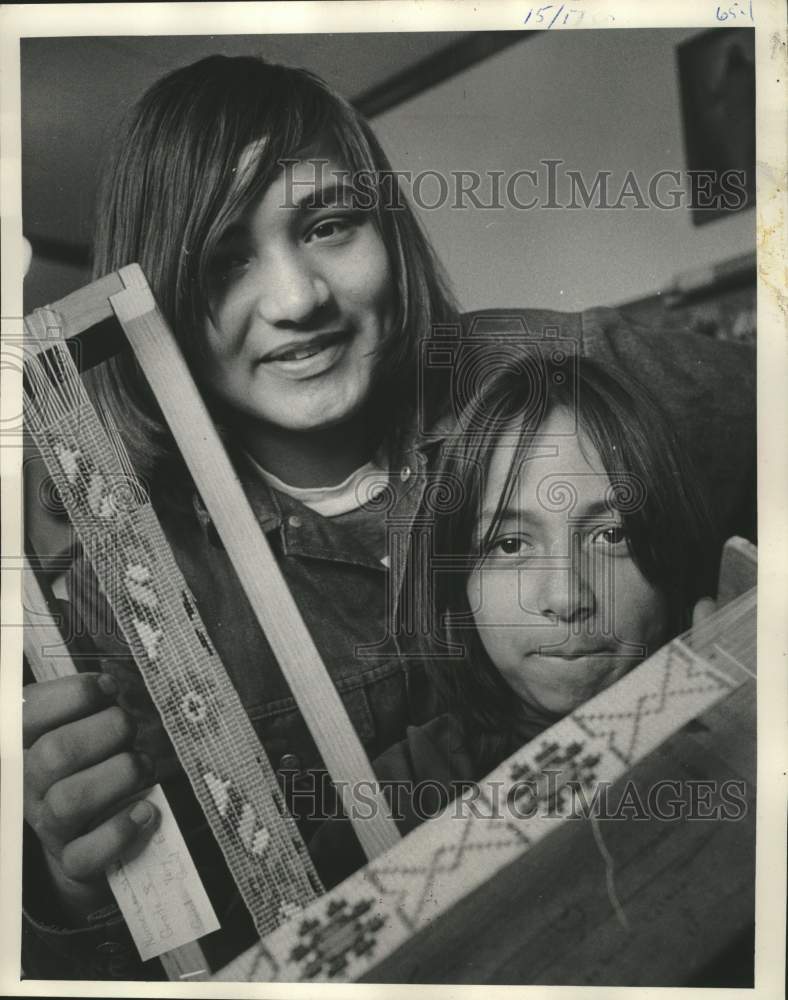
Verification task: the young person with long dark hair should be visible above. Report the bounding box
[307,357,722,886]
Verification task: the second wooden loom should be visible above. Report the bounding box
[22,266,757,985]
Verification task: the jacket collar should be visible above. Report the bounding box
[190,414,450,542]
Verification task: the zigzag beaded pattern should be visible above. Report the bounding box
[24,335,322,938]
[217,589,754,982]
[572,641,730,765]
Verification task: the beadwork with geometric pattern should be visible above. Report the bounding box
[24,323,323,940]
[217,586,755,982]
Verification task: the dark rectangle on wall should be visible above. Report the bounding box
[677,27,756,225]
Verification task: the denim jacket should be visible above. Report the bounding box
[21,306,756,979]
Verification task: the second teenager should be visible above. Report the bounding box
[308,357,722,885]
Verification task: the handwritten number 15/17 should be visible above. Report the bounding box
[522,5,615,27]
[524,5,588,28]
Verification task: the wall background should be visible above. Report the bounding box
[22,28,755,314]
[374,28,756,312]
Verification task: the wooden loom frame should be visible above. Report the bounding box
[22,266,757,985]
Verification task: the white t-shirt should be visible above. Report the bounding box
[244,453,390,518]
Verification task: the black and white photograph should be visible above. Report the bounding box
[1,1,785,994]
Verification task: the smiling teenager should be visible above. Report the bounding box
[198,153,397,481]
[21,55,756,980]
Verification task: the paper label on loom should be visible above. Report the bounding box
[108,784,219,961]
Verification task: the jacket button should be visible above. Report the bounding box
[288,515,303,529]
[279,752,301,772]
[399,466,411,482]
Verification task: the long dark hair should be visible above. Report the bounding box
[430,355,720,772]
[88,55,457,485]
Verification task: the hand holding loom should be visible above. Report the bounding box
[23,672,161,921]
